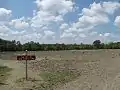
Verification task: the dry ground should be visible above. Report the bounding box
[0,50,120,90]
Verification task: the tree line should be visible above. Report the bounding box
[0,38,120,51]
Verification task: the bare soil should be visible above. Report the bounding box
[0,50,120,90]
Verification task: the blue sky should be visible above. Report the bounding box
[0,0,36,18]
[0,0,120,44]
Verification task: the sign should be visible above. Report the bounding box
[16,50,36,80]
[17,55,36,60]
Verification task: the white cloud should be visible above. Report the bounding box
[43,30,55,40]
[60,2,120,42]
[35,0,74,15]
[99,34,103,37]
[31,0,75,28]
[9,17,29,29]
[0,8,12,21]
[60,23,68,30]
[0,25,10,33]
[90,31,98,36]
[79,33,86,38]
[29,0,75,43]
[104,33,110,37]
[99,33,110,37]
[31,11,63,28]
[102,2,120,14]
[114,16,120,28]
[10,30,25,35]
[78,2,120,27]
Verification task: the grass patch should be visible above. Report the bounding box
[0,66,12,85]
[28,59,81,90]
[36,70,80,90]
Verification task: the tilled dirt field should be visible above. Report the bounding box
[0,50,120,90]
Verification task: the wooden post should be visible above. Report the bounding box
[25,50,28,80]
[16,50,36,80]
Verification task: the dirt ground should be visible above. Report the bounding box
[0,49,120,90]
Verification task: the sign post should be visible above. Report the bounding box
[25,50,28,80]
[17,50,36,81]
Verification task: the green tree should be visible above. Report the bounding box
[93,40,101,49]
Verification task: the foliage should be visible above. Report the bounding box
[93,40,101,49]
[0,38,120,51]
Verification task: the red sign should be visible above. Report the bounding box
[17,55,36,60]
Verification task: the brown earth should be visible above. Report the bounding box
[0,50,120,90]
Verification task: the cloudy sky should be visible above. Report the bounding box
[0,0,120,44]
